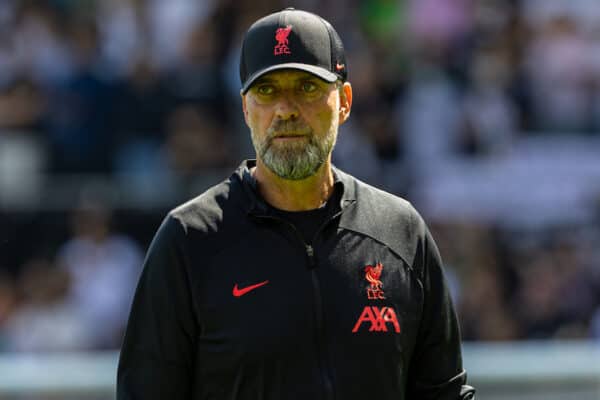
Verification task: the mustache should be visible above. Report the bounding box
[266,119,312,138]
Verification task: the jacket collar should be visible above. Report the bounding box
[233,159,356,215]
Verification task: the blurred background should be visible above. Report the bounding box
[0,0,599,398]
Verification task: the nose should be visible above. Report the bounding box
[274,96,299,120]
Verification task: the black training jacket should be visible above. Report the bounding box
[117,160,475,400]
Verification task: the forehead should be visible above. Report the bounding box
[254,69,329,84]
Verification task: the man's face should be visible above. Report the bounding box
[242,70,351,180]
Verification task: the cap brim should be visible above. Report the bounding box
[241,63,338,93]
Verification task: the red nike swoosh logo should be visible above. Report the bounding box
[233,280,269,297]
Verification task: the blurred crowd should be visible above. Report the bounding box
[1,0,600,352]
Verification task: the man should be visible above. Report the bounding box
[117,8,475,400]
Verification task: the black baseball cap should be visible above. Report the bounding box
[239,8,347,93]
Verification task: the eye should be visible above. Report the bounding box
[301,81,318,93]
[256,84,275,95]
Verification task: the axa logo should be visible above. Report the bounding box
[352,306,400,333]
[365,262,385,299]
[274,25,292,55]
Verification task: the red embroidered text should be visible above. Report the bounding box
[352,306,401,333]
[365,262,385,299]
[274,26,292,55]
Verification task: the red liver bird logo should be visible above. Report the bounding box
[365,262,385,299]
[274,25,292,55]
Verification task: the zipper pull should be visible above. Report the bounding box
[306,244,316,268]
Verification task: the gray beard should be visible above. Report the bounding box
[251,120,337,180]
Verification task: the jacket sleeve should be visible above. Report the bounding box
[406,221,476,400]
[117,215,198,399]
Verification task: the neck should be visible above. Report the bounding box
[252,158,335,211]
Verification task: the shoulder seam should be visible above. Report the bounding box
[339,226,413,272]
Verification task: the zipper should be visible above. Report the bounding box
[306,244,316,268]
[249,208,343,269]
[311,265,334,400]
[250,210,344,400]
[307,210,345,400]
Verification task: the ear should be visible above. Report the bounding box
[240,90,250,125]
[338,82,353,125]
